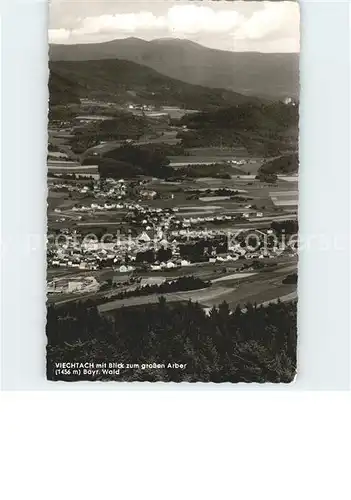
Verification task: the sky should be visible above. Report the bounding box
[48,1,300,53]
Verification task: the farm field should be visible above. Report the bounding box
[211,272,257,283]
[140,186,297,216]
[97,286,230,313]
[48,255,297,307]
[97,276,297,313]
[47,192,70,210]
[97,257,297,313]
[270,190,299,207]
[84,131,181,156]
[148,175,297,198]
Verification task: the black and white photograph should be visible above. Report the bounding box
[46,0,299,383]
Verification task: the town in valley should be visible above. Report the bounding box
[47,90,298,314]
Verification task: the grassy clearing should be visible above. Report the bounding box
[211,272,258,283]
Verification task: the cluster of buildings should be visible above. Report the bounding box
[128,204,264,231]
[49,181,93,195]
[49,178,128,207]
[48,165,297,275]
[178,212,263,228]
[128,103,155,111]
[47,227,174,272]
[47,216,295,277]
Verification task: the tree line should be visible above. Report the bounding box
[111,276,210,301]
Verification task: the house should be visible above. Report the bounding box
[118,265,135,273]
[150,265,162,271]
[159,238,169,247]
[138,231,151,243]
[216,256,226,262]
[140,190,157,200]
[138,228,164,243]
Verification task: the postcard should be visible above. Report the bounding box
[47,0,299,382]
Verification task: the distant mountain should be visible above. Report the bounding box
[49,58,261,109]
[50,38,299,99]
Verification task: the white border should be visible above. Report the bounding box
[0,0,350,390]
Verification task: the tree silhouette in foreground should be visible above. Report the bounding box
[47,298,297,383]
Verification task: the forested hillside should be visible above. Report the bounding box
[47,298,297,383]
[49,59,261,110]
[50,38,299,99]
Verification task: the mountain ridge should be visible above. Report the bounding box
[49,57,262,109]
[50,36,298,55]
[49,37,299,100]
